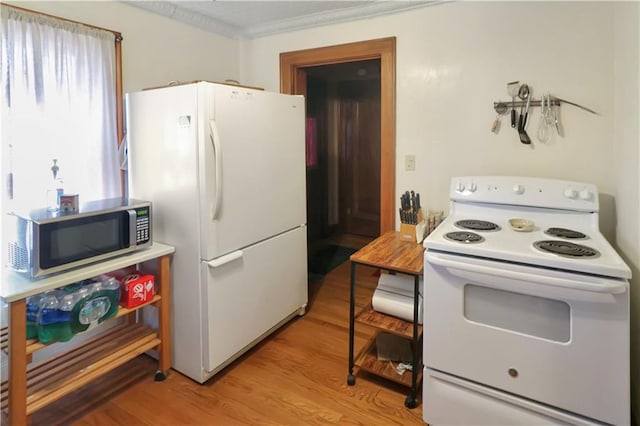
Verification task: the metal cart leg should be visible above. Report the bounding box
[347,261,356,386]
[404,273,420,409]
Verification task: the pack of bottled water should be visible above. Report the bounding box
[26,276,121,344]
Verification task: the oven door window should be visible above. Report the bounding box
[39,212,128,269]
[463,284,571,342]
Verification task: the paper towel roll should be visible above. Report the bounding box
[377,273,423,297]
[372,288,423,324]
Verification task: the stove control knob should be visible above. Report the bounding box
[564,187,578,199]
[455,182,466,193]
[512,184,525,195]
[468,182,478,193]
[579,188,593,201]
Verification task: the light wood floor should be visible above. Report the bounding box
[27,237,426,425]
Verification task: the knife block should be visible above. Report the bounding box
[399,208,424,242]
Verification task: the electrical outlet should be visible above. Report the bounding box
[405,155,416,171]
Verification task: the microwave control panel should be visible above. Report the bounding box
[135,207,151,244]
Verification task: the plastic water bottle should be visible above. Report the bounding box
[36,290,74,343]
[38,291,60,325]
[25,295,41,339]
[33,276,122,343]
[77,277,120,326]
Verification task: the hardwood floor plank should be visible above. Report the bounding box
[27,253,425,425]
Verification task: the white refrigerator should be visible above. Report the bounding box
[126,81,308,383]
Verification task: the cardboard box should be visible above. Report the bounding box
[118,273,155,308]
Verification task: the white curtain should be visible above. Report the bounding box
[1,5,120,214]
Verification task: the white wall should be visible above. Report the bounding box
[11,1,240,93]
[241,2,617,214]
[240,0,640,417]
[613,2,640,421]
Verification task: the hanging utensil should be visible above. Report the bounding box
[537,93,551,143]
[545,93,554,139]
[516,84,530,144]
[516,84,529,131]
[518,84,529,131]
[507,81,520,128]
[552,97,562,136]
[516,85,531,144]
[522,91,531,128]
[491,102,508,134]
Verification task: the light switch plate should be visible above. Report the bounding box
[405,154,416,171]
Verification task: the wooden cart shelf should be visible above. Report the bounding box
[0,295,162,356]
[354,333,423,388]
[355,303,423,340]
[0,242,175,425]
[1,323,159,415]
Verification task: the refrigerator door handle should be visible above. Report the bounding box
[206,250,244,268]
[209,119,223,220]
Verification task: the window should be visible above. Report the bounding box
[1,5,123,269]
[1,5,122,215]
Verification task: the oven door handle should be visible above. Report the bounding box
[425,252,627,294]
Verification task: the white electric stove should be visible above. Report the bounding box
[423,176,631,426]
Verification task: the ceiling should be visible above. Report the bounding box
[125,1,436,39]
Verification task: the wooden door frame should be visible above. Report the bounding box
[280,37,396,235]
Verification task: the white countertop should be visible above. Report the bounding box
[1,242,175,303]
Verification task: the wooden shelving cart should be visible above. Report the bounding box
[0,242,175,425]
[347,231,424,408]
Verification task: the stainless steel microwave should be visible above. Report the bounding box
[7,198,152,277]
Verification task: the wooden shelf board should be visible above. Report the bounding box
[354,336,423,388]
[23,323,154,382]
[1,323,159,414]
[116,294,161,317]
[0,296,162,356]
[355,304,423,340]
[350,231,424,275]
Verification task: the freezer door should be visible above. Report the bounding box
[200,83,306,259]
[200,226,307,375]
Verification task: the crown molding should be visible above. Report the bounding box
[123,1,438,40]
[124,1,242,39]
[242,2,436,39]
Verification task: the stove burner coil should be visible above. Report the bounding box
[534,240,599,258]
[455,220,501,232]
[444,231,484,244]
[545,228,587,239]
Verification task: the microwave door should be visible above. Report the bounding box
[38,211,127,273]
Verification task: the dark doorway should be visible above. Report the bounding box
[305,60,381,248]
[280,37,395,282]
